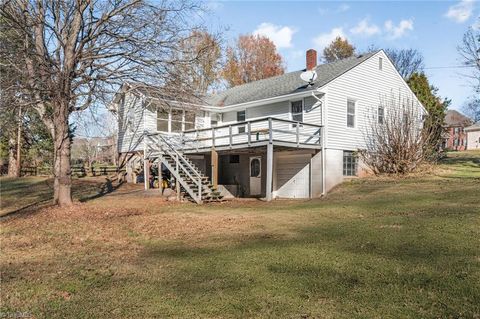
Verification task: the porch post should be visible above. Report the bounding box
[266,143,273,201]
[211,149,218,188]
[144,159,150,190]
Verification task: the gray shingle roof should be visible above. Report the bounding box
[206,51,379,107]
[445,110,472,127]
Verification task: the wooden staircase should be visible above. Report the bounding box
[146,133,223,204]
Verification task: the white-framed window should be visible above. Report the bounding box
[237,110,246,133]
[156,108,196,133]
[377,105,384,124]
[156,109,169,132]
[379,57,383,70]
[127,106,135,132]
[291,100,303,127]
[343,151,357,176]
[347,99,356,128]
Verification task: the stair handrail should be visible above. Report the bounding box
[153,133,204,201]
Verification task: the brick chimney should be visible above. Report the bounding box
[306,49,317,70]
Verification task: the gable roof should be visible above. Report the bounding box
[445,110,472,127]
[206,51,379,107]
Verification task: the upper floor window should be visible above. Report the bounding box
[379,57,383,70]
[127,106,135,132]
[184,111,196,131]
[454,127,459,134]
[171,109,183,132]
[291,100,303,126]
[347,99,356,128]
[156,108,196,133]
[157,109,169,132]
[237,110,246,133]
[377,106,384,124]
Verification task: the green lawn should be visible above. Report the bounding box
[1,152,479,318]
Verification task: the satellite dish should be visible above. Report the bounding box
[300,70,317,85]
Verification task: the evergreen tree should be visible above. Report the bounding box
[407,73,449,157]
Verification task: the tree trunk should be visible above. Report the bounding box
[16,107,22,175]
[7,135,19,178]
[52,100,73,206]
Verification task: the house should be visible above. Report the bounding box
[465,123,480,150]
[443,110,472,151]
[111,49,425,203]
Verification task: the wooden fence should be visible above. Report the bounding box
[0,165,123,177]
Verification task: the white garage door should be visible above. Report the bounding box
[275,154,311,198]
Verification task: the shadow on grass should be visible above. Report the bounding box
[134,218,480,317]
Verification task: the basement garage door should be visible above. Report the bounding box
[275,153,311,198]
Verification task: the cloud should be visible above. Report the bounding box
[337,4,350,12]
[318,3,350,15]
[384,19,414,39]
[445,0,475,23]
[350,18,381,37]
[313,27,346,50]
[253,22,297,48]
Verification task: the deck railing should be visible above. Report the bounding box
[179,117,322,151]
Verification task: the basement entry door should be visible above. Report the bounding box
[275,153,310,198]
[249,156,261,196]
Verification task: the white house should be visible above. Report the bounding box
[111,49,425,203]
[465,123,480,150]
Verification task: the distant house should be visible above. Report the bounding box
[111,49,426,203]
[465,123,480,150]
[443,110,472,151]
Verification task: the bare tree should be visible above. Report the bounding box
[0,0,210,205]
[360,94,431,175]
[385,48,424,80]
[457,22,480,87]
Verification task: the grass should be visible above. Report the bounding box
[1,151,479,318]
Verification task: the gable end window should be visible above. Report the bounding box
[291,100,303,127]
[347,99,356,128]
[343,151,357,176]
[237,111,246,133]
[377,106,384,124]
[379,57,383,70]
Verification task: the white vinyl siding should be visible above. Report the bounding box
[324,51,424,150]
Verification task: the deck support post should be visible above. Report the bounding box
[266,143,273,201]
[144,159,150,190]
[211,149,218,189]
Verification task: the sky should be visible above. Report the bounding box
[203,0,479,110]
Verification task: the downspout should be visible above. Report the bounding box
[311,90,326,196]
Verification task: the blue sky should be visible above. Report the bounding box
[204,0,479,110]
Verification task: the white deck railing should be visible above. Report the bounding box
[178,117,322,152]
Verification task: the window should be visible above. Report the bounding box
[157,109,168,132]
[127,107,135,132]
[454,127,459,134]
[229,155,240,164]
[379,57,383,70]
[347,100,356,128]
[157,109,196,133]
[377,106,384,124]
[291,100,303,127]
[250,158,261,177]
[184,111,196,131]
[343,151,357,176]
[171,109,183,132]
[237,111,246,133]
